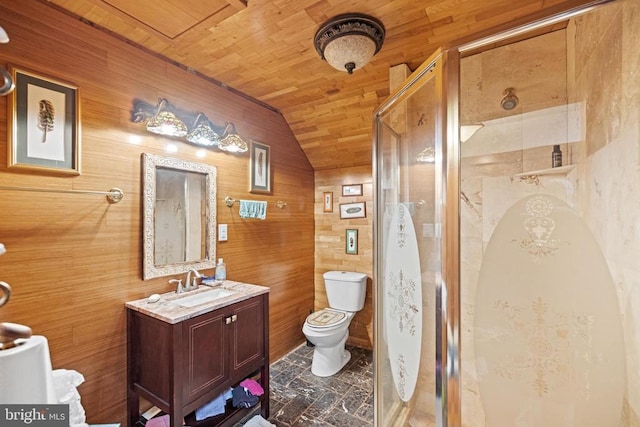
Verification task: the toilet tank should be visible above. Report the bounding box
[323,271,368,312]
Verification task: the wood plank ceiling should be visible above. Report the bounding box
[45,0,598,170]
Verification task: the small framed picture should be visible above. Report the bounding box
[249,141,271,194]
[7,66,80,175]
[339,201,366,219]
[342,184,363,197]
[323,191,333,212]
[346,229,358,255]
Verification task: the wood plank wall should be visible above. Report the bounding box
[0,2,314,424]
[315,166,373,350]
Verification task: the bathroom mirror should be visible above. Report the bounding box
[142,153,217,280]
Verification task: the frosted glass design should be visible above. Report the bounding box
[474,194,625,426]
[513,195,563,257]
[384,203,422,402]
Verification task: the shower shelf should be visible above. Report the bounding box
[514,164,575,178]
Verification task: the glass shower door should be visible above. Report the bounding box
[373,50,460,427]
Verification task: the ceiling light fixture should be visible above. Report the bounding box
[218,123,248,153]
[314,13,385,74]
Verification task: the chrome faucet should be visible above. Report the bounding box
[185,268,202,292]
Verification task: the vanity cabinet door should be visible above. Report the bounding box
[228,296,265,382]
[182,308,229,404]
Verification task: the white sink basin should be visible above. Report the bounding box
[174,289,235,308]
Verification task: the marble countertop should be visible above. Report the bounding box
[125,280,269,324]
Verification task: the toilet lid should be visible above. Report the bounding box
[305,309,347,329]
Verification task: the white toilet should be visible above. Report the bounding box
[303,270,368,377]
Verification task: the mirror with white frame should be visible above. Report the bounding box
[142,153,217,280]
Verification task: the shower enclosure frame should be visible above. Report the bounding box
[372,1,614,426]
[372,47,461,426]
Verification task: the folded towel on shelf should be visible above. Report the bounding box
[195,387,233,420]
[232,385,260,408]
[239,200,267,220]
[239,378,264,396]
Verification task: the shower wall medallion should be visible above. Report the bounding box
[474,194,625,426]
[7,66,79,175]
[384,203,422,401]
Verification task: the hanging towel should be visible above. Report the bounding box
[239,378,264,396]
[195,387,233,420]
[239,200,268,220]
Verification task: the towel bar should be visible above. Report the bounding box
[224,196,286,209]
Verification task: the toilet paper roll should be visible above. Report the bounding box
[0,335,57,404]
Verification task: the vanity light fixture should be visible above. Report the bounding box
[0,25,9,44]
[314,13,385,74]
[131,98,250,154]
[186,112,220,147]
[0,24,13,96]
[146,98,188,137]
[218,123,248,153]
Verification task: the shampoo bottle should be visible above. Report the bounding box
[214,258,226,281]
[552,144,563,168]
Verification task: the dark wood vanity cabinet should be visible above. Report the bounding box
[127,293,269,427]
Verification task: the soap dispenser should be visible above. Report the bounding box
[214,258,226,281]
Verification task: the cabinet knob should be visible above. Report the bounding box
[231,314,237,322]
[225,316,232,324]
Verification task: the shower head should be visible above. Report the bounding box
[500,88,519,111]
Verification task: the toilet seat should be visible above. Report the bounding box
[304,308,348,329]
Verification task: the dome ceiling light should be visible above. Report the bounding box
[314,13,385,74]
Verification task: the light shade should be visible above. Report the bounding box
[0,25,9,44]
[218,123,248,153]
[146,98,187,137]
[186,113,220,146]
[314,13,385,74]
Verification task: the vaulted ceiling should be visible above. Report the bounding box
[46,0,597,170]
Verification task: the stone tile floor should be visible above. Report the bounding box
[238,343,373,426]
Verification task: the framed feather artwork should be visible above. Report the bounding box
[7,66,79,175]
[249,140,271,194]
